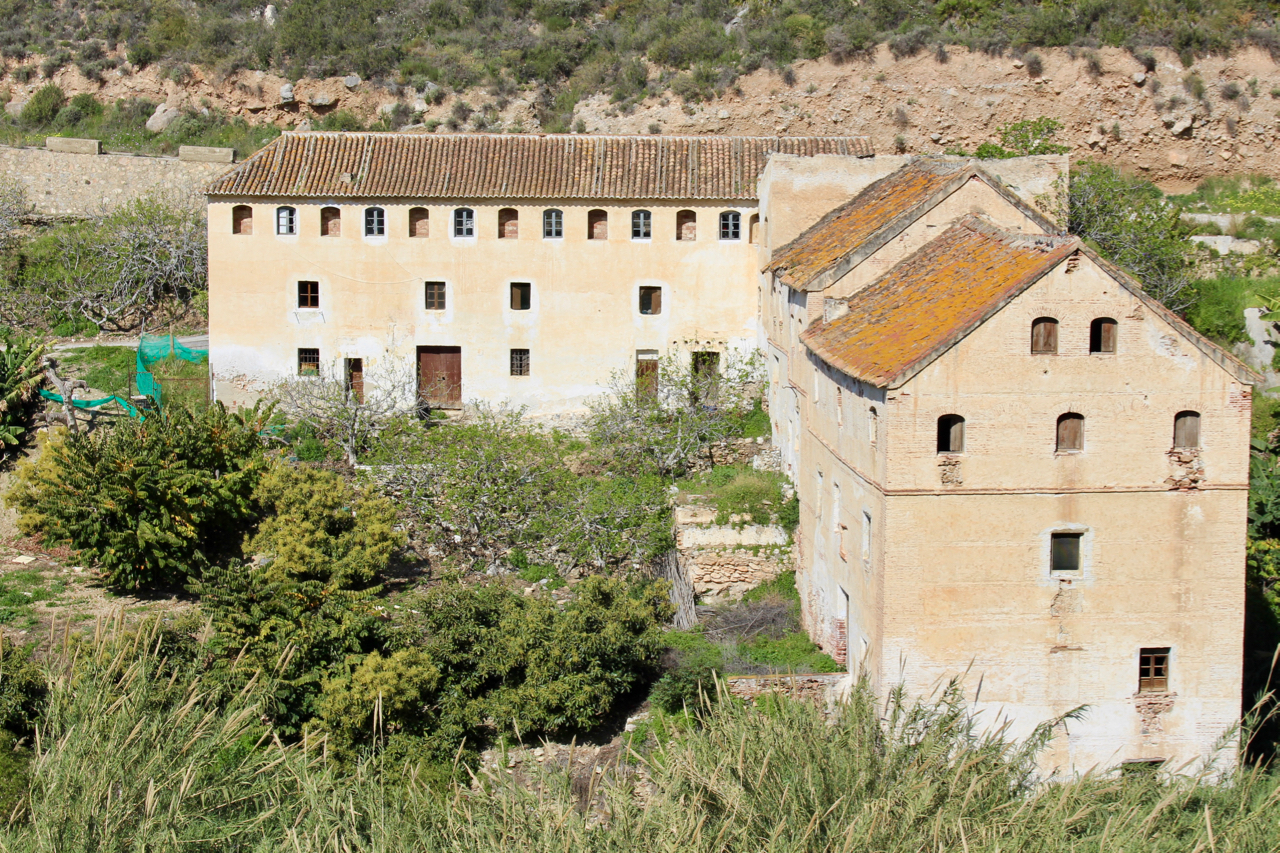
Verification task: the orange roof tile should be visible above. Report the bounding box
[767,158,1061,292]
[206,133,873,201]
[801,217,1079,387]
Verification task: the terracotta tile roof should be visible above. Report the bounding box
[767,158,1061,292]
[801,217,1079,387]
[206,132,873,200]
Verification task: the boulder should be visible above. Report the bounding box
[1170,116,1193,137]
[378,102,398,115]
[412,99,428,112]
[309,93,334,107]
[4,100,24,118]
[279,83,294,103]
[145,102,181,133]
[263,3,277,25]
[1132,72,1146,86]
[343,74,360,89]
[1167,150,1189,167]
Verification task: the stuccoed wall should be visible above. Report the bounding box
[0,145,226,217]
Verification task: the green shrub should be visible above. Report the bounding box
[126,43,156,67]
[20,84,64,127]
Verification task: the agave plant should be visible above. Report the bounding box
[0,331,48,448]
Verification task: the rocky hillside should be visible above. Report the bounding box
[5,44,1280,190]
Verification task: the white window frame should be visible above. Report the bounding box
[364,206,386,237]
[276,205,296,235]
[631,209,652,240]
[543,208,563,239]
[719,211,742,240]
[453,207,475,238]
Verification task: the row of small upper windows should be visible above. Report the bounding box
[234,205,754,241]
[298,280,664,315]
[935,410,1202,453]
[1032,317,1117,354]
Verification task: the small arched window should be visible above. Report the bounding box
[719,210,741,240]
[631,210,651,240]
[676,210,696,241]
[588,209,608,240]
[543,209,563,239]
[320,206,341,237]
[1173,411,1201,449]
[1090,318,1117,354]
[868,406,878,446]
[453,208,475,238]
[498,207,519,239]
[275,206,296,235]
[937,415,965,453]
[232,205,253,235]
[748,213,760,244]
[1056,413,1084,452]
[364,207,385,237]
[409,207,429,237]
[1031,317,1058,354]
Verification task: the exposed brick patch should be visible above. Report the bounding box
[1134,692,1177,735]
[1165,449,1204,490]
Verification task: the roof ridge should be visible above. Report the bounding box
[956,214,1077,251]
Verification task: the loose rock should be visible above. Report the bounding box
[145,102,181,133]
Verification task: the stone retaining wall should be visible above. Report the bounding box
[680,550,787,598]
[724,672,848,705]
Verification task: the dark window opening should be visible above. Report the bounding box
[1031,317,1059,354]
[320,206,341,237]
[1139,647,1170,693]
[719,211,741,240]
[691,351,720,405]
[1056,413,1084,452]
[409,207,429,237]
[298,348,320,376]
[639,286,662,315]
[631,209,651,239]
[676,210,696,241]
[510,282,531,311]
[425,281,446,310]
[543,209,563,239]
[297,280,319,309]
[510,348,530,376]
[1174,411,1201,449]
[276,206,296,235]
[636,350,658,399]
[499,207,519,239]
[588,209,608,240]
[453,207,475,237]
[1050,532,1082,572]
[936,414,965,453]
[1090,318,1117,354]
[232,205,253,235]
[345,358,364,402]
[364,206,385,236]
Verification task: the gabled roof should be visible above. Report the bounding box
[801,216,1259,388]
[206,132,873,201]
[766,158,1061,292]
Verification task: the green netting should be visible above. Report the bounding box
[39,389,144,420]
[136,335,208,409]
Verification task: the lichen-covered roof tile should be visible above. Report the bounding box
[207,132,873,200]
[801,217,1079,387]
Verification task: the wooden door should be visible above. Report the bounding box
[418,346,461,407]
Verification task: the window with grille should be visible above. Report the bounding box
[232,205,253,235]
[510,282,531,311]
[276,206,296,235]
[719,211,741,240]
[298,348,320,376]
[1050,532,1082,572]
[1139,647,1170,693]
[936,414,964,453]
[639,286,662,315]
[454,208,475,237]
[499,207,519,239]
[510,348,530,376]
[543,209,563,238]
[1056,413,1084,452]
[1174,411,1201,449]
[631,210,652,239]
[424,282,446,310]
[409,207,429,237]
[1031,317,1059,354]
[1090,318,1117,353]
[297,280,319,309]
[364,207,385,236]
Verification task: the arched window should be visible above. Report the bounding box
[631,210,652,240]
[748,213,760,244]
[453,207,475,237]
[1173,411,1201,449]
[275,206,296,235]
[868,406,878,446]
[364,207,385,237]
[320,206,341,237]
[543,209,563,239]
[1056,413,1084,452]
[1090,318,1117,354]
[719,210,741,240]
[937,415,965,453]
[1031,317,1058,354]
[588,209,608,240]
[232,205,253,235]
[498,207,519,239]
[409,207,429,237]
[676,210,696,241]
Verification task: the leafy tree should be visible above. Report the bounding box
[8,403,271,588]
[973,117,1071,159]
[1068,160,1194,311]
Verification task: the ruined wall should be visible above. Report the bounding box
[0,145,225,217]
[673,500,789,599]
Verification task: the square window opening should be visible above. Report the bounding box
[639,286,662,315]
[510,282,531,311]
[1139,647,1171,693]
[510,348,530,376]
[425,281,446,311]
[298,348,320,376]
[297,280,319,309]
[1050,532,1082,573]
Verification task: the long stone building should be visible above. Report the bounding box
[205,133,1254,775]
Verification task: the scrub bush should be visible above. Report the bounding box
[19,84,64,127]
